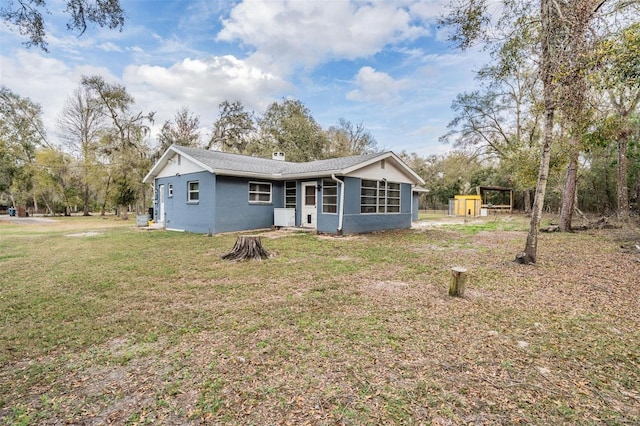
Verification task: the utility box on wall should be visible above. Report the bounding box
[454,195,482,217]
[274,208,296,227]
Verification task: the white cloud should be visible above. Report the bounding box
[123,55,293,143]
[124,55,290,110]
[217,0,430,73]
[346,66,409,103]
[98,42,122,52]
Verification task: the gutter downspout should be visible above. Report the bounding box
[411,184,415,222]
[331,174,344,236]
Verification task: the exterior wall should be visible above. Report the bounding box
[153,171,414,235]
[330,176,413,234]
[317,180,339,233]
[155,171,216,233]
[156,153,204,178]
[214,176,283,233]
[412,192,419,221]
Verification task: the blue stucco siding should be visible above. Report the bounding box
[156,171,216,233]
[317,185,339,233]
[154,172,413,235]
[339,177,413,234]
[214,176,283,233]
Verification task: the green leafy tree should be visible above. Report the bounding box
[592,23,640,218]
[33,148,79,215]
[81,75,154,219]
[208,100,256,153]
[0,86,49,211]
[254,99,327,162]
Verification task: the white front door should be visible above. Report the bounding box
[158,184,165,224]
[301,182,317,228]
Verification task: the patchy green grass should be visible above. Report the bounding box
[0,215,639,424]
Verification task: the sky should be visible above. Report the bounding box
[0,0,489,157]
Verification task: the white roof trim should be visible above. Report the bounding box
[143,145,214,183]
[342,152,424,184]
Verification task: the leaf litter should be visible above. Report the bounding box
[0,220,639,424]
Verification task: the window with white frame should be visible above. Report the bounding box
[168,184,173,197]
[285,181,296,209]
[322,178,337,213]
[249,181,272,203]
[187,181,199,202]
[360,179,401,213]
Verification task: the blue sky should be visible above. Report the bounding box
[0,0,488,156]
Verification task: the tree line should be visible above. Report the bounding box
[0,78,378,218]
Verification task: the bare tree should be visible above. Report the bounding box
[156,107,201,158]
[57,86,106,215]
[325,119,378,157]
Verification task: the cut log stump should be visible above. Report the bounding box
[449,266,467,297]
[221,235,271,261]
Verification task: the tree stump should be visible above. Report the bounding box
[221,235,271,261]
[449,267,467,297]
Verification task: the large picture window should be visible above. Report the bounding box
[187,181,199,202]
[360,179,401,213]
[285,181,296,209]
[249,181,272,203]
[322,178,337,214]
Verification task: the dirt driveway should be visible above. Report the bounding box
[0,215,57,225]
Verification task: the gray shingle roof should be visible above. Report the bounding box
[143,144,424,184]
[174,145,387,177]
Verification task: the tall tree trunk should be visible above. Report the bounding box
[559,145,579,231]
[524,190,532,214]
[516,0,556,265]
[635,172,640,215]
[101,175,111,216]
[83,183,91,216]
[32,193,39,215]
[617,133,629,219]
[517,107,554,264]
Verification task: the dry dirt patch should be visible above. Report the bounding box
[66,231,102,237]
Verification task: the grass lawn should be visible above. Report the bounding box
[0,215,639,425]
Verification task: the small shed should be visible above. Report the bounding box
[453,195,481,217]
[477,186,513,213]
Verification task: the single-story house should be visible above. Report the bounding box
[142,145,425,235]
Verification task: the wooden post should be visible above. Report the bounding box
[221,235,271,261]
[449,267,467,297]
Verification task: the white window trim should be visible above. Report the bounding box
[249,181,272,204]
[322,179,338,214]
[285,181,297,209]
[187,181,199,203]
[360,179,401,214]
